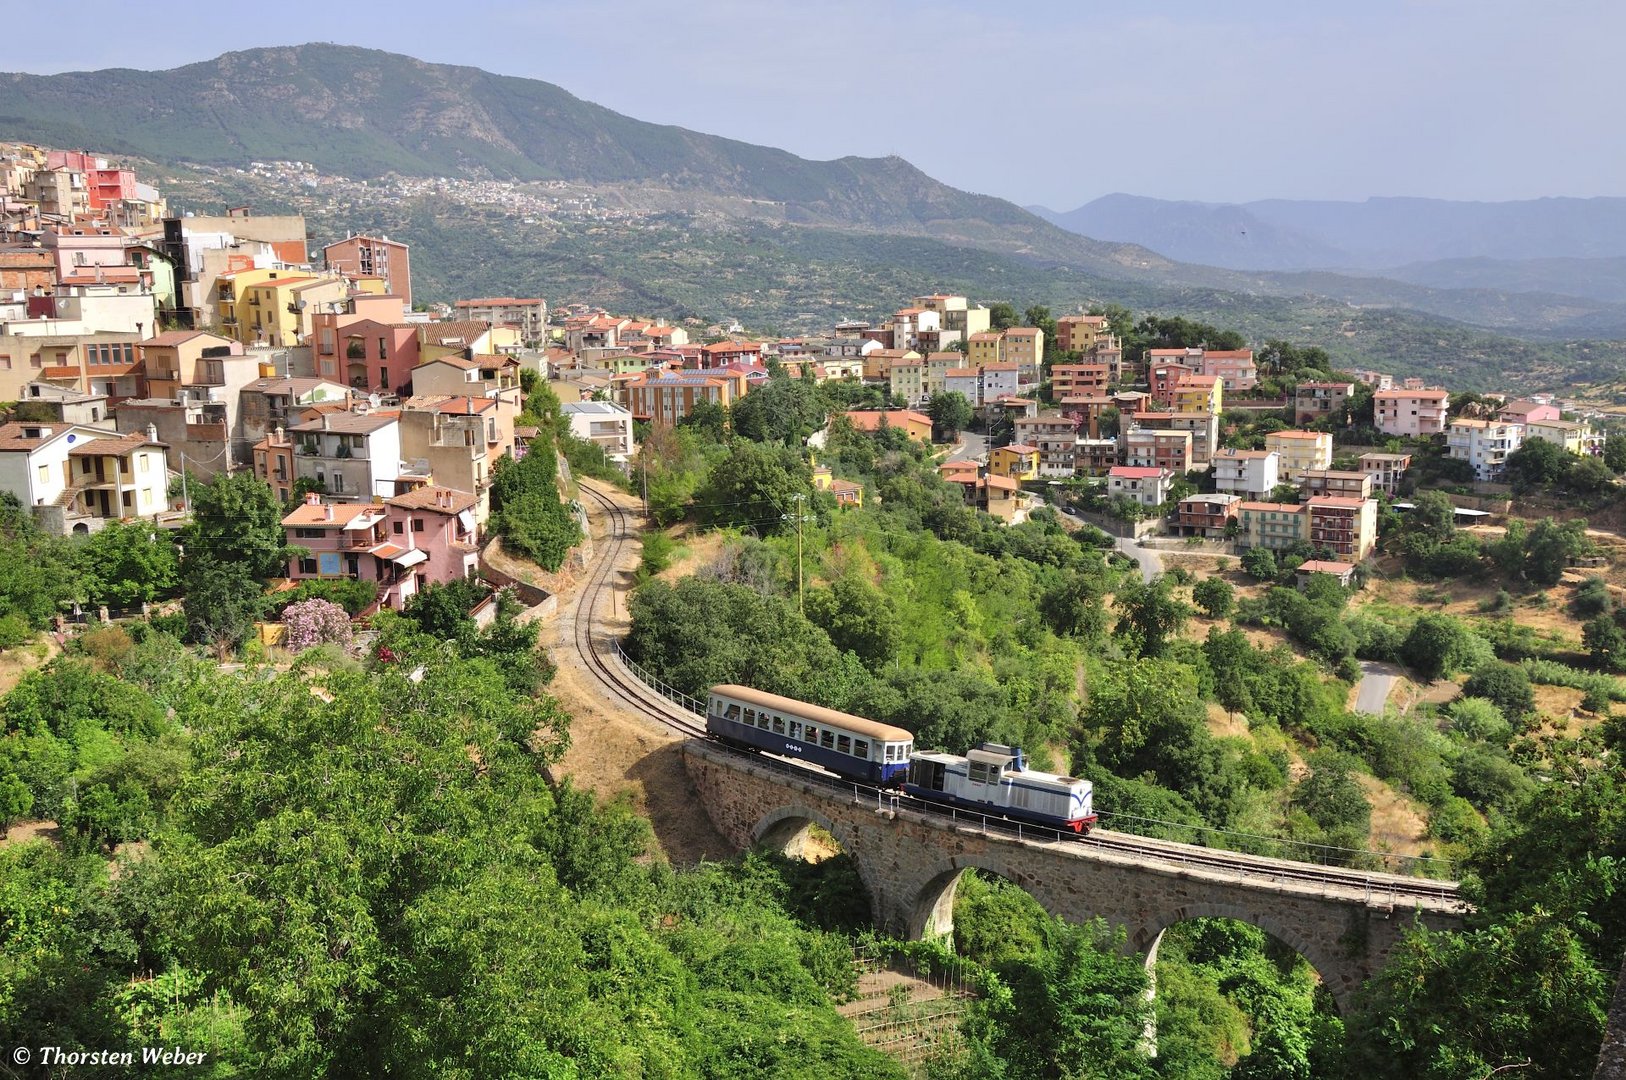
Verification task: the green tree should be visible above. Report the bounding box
[988,302,1018,331]
[489,440,582,570]
[1407,491,1458,544]
[1583,614,1626,673]
[180,472,291,582]
[926,391,974,440]
[694,441,812,535]
[803,574,900,670]
[1459,662,1536,721]
[1604,432,1626,473]
[75,521,179,609]
[1192,576,1235,620]
[0,773,32,837]
[1503,437,1568,491]
[1524,517,1592,586]
[677,397,728,442]
[1113,576,1192,657]
[179,551,267,652]
[1241,547,1279,582]
[1401,614,1481,682]
[729,377,826,445]
[1293,750,1371,837]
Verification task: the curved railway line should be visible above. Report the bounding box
[568,480,1464,913]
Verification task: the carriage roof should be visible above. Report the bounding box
[710,685,914,743]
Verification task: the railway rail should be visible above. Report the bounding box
[567,480,1464,913]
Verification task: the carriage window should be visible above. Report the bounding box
[723,704,740,720]
[804,726,817,743]
[854,740,868,759]
[789,721,802,740]
[821,731,835,749]
[772,716,785,735]
[743,708,756,726]
[758,713,770,730]
[837,735,851,755]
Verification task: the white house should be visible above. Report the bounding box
[1447,419,1524,481]
[1107,465,1174,507]
[559,400,634,466]
[1212,448,1280,499]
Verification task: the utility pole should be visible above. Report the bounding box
[180,450,189,512]
[641,450,649,518]
[783,492,810,613]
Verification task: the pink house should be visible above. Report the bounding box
[282,488,480,611]
[1500,399,1561,425]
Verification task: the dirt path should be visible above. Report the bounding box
[540,483,731,866]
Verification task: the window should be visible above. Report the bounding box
[412,519,425,532]
[853,740,868,759]
[788,721,802,741]
[771,716,785,735]
[299,557,318,575]
[37,465,48,484]
[722,704,740,721]
[743,708,756,727]
[757,713,769,731]
[80,459,92,474]
[968,761,997,785]
[837,735,851,755]
[295,528,324,539]
[803,726,817,743]
[393,521,404,535]
[820,731,835,749]
[138,454,149,473]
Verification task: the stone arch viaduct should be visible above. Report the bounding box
[684,740,1466,1012]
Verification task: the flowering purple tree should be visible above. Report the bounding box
[282,598,353,652]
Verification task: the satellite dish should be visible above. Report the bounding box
[66,434,76,443]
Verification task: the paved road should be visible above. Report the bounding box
[946,431,989,464]
[1114,536,1163,583]
[1354,660,1403,715]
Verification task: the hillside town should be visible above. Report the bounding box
[7,131,1626,1079]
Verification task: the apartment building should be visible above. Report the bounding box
[453,297,547,342]
[1524,418,1596,456]
[559,400,634,465]
[1237,501,1308,551]
[1051,363,1109,398]
[1172,374,1223,416]
[989,443,1039,481]
[1499,399,1560,426]
[628,373,737,427]
[1107,465,1173,507]
[1294,382,1355,425]
[888,356,926,406]
[980,363,1019,403]
[1360,452,1412,495]
[1129,410,1220,464]
[943,368,981,403]
[1447,418,1524,481]
[1124,427,1192,473]
[1148,362,1194,407]
[1308,496,1378,561]
[1013,414,1080,477]
[1169,493,1241,538]
[1199,350,1257,392]
[1054,314,1109,354]
[1301,469,1375,501]
[323,234,412,306]
[1375,388,1449,437]
[287,410,403,501]
[1212,448,1280,499]
[1265,429,1333,481]
[1075,437,1121,476]
[913,295,991,338]
[1059,394,1115,437]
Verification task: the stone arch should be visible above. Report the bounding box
[1132,902,1352,1014]
[906,855,1053,942]
[71,522,90,534]
[750,804,858,862]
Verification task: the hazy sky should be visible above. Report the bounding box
[12,0,1624,208]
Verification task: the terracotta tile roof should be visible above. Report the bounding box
[141,330,211,347]
[405,394,496,415]
[844,409,931,432]
[1375,388,1449,399]
[289,411,400,435]
[281,500,385,527]
[419,320,490,345]
[387,486,479,513]
[1297,559,1355,574]
[454,297,543,306]
[68,432,164,456]
[1267,430,1330,440]
[999,443,1039,454]
[1109,466,1169,479]
[1239,501,1305,513]
[1307,496,1369,509]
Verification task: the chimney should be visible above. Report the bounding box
[322,413,330,431]
[145,422,157,443]
[274,424,285,445]
[305,491,320,506]
[324,503,333,521]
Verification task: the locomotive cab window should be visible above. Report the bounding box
[968,761,998,785]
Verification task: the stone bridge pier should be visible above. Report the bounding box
[683,740,1465,1013]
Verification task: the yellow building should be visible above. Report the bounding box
[812,464,864,507]
[888,358,926,405]
[216,268,349,347]
[967,332,1004,368]
[1001,327,1043,382]
[1172,373,1223,416]
[1524,418,1589,455]
[989,443,1039,481]
[1264,430,1334,481]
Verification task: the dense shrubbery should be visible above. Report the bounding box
[490,440,582,570]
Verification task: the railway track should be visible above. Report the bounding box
[565,479,1464,911]
[570,480,707,739]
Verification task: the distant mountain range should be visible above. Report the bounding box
[5,44,1626,388]
[1030,194,1626,302]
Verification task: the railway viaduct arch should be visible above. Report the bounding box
[684,740,1465,1013]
